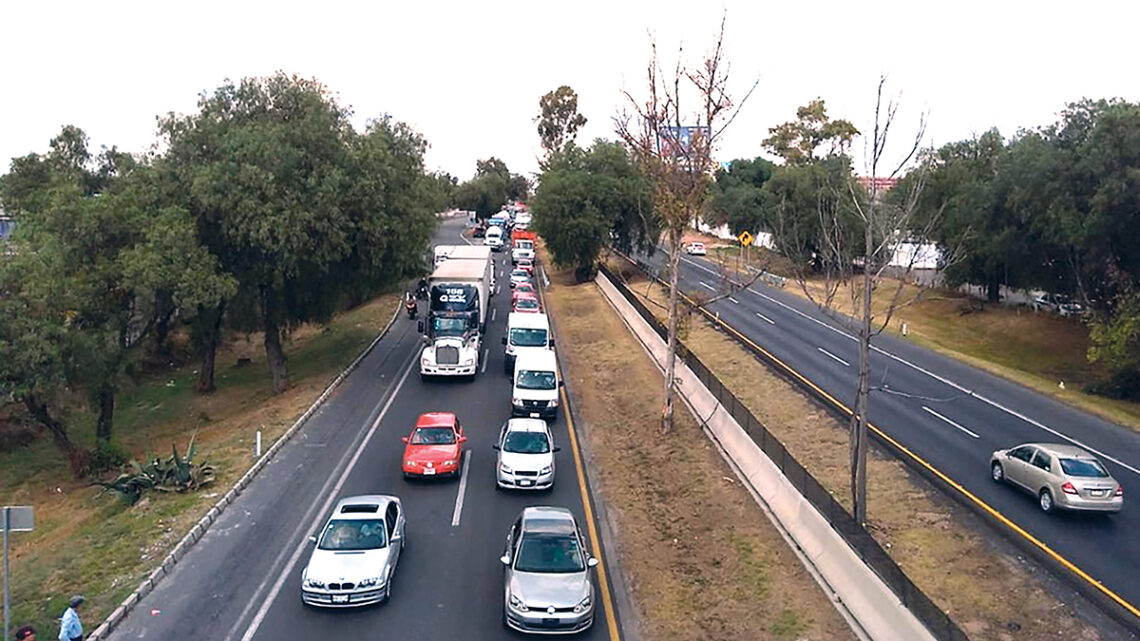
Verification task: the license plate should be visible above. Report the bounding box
[543,618,559,627]
[1090,489,1106,497]
[518,479,534,487]
[332,594,349,604]
[424,468,436,475]
[529,412,541,418]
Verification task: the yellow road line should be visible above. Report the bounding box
[619,251,1140,622]
[534,255,623,640]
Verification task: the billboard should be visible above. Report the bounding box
[658,126,710,158]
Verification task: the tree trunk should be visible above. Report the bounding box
[851,204,874,526]
[986,272,1001,304]
[262,286,289,394]
[196,303,224,394]
[153,289,176,357]
[95,382,115,444]
[662,227,683,434]
[23,396,88,476]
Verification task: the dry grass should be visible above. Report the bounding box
[0,293,399,636]
[542,252,854,641]
[622,270,1105,640]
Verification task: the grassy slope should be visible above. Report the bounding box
[0,292,399,636]
[542,254,854,641]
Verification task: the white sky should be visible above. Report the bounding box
[3,0,1137,182]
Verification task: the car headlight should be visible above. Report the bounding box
[540,465,552,475]
[444,459,457,466]
[573,595,592,613]
[357,576,382,588]
[500,463,513,474]
[462,358,474,365]
[512,397,522,406]
[509,593,529,612]
[547,399,559,408]
[304,578,326,589]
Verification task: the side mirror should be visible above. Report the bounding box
[401,437,409,444]
[501,337,508,346]
[308,535,318,544]
[492,444,500,450]
[458,435,467,443]
[559,380,565,388]
[587,557,599,568]
[417,321,424,333]
[500,554,511,566]
[553,446,562,453]
[548,339,555,347]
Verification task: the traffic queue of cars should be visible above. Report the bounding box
[299,211,599,634]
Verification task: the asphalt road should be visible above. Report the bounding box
[643,247,1140,616]
[110,217,615,640]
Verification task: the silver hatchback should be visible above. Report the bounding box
[501,506,597,634]
[990,443,1123,514]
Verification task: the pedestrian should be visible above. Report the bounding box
[58,595,83,641]
[14,625,36,641]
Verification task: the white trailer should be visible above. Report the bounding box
[420,257,493,379]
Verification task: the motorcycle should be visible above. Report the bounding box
[405,298,418,320]
[415,280,429,300]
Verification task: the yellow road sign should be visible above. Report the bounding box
[738,230,754,247]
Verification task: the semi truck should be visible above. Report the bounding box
[434,244,496,291]
[419,256,493,380]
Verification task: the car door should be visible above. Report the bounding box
[1028,450,1054,493]
[386,503,402,571]
[1005,446,1035,490]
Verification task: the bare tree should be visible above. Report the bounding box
[615,16,757,433]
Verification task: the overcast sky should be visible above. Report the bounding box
[3,0,1137,182]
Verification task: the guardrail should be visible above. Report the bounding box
[598,260,969,641]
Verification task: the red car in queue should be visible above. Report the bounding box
[516,258,535,275]
[402,412,466,479]
[513,292,542,314]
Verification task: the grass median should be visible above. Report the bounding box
[614,261,1110,640]
[0,292,399,637]
[541,253,854,641]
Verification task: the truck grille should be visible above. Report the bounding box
[522,400,546,409]
[437,345,459,365]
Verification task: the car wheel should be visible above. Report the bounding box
[991,462,1004,484]
[1039,488,1055,513]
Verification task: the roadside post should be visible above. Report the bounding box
[737,230,754,277]
[3,505,34,641]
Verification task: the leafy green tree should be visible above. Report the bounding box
[421,171,457,214]
[507,173,531,201]
[536,86,588,163]
[532,141,654,280]
[454,158,511,219]
[763,156,863,273]
[707,156,777,234]
[763,99,859,166]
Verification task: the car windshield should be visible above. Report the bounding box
[515,533,585,573]
[511,270,528,279]
[517,240,533,249]
[432,317,469,336]
[411,427,456,445]
[1059,458,1110,478]
[517,369,556,390]
[504,430,550,454]
[318,518,386,550]
[515,284,535,294]
[516,298,539,310]
[510,328,548,347]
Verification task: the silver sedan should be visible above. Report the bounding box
[990,443,1123,514]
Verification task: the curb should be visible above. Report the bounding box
[87,298,404,641]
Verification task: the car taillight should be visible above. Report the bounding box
[1116,485,1124,497]
[1061,482,1079,495]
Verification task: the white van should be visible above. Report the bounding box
[502,312,552,374]
[511,350,561,419]
[484,226,505,251]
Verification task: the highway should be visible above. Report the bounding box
[638,246,1140,617]
[109,217,616,640]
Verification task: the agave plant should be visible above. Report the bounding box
[96,435,216,504]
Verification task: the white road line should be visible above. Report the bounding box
[817,347,850,367]
[728,296,739,304]
[675,253,1140,477]
[922,406,981,439]
[699,281,715,290]
[491,307,497,322]
[235,354,418,641]
[480,348,489,374]
[451,450,473,527]
[756,312,776,325]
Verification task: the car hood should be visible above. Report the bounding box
[516,387,557,402]
[499,450,553,472]
[405,443,461,461]
[305,547,391,583]
[509,570,590,608]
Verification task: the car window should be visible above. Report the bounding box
[516,298,539,310]
[385,504,397,535]
[504,430,551,454]
[1032,450,1053,471]
[1059,458,1110,478]
[510,328,548,347]
[1008,446,1032,462]
[517,369,556,390]
[318,519,386,550]
[412,427,456,445]
[514,533,586,573]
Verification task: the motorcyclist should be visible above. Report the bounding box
[405,291,417,319]
[416,277,429,300]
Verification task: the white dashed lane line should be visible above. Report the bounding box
[817,347,850,368]
[923,406,981,439]
[756,312,776,325]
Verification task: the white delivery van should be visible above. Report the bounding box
[511,350,561,419]
[502,312,552,374]
[484,225,505,252]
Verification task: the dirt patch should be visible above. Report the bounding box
[543,252,854,641]
[620,268,1108,640]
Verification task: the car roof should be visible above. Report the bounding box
[1027,443,1097,459]
[520,506,576,534]
[415,412,457,428]
[333,495,396,519]
[506,418,550,433]
[515,292,539,301]
[515,349,558,369]
[507,312,549,329]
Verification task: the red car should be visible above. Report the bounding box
[402,412,466,479]
[513,282,537,298]
[516,258,535,275]
[513,293,542,314]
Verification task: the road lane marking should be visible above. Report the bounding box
[922,406,980,439]
[728,296,739,304]
[481,348,489,374]
[673,251,1140,478]
[699,281,715,290]
[451,450,473,527]
[817,347,850,368]
[492,307,497,322]
[756,312,776,325]
[234,353,418,641]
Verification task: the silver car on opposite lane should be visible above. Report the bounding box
[501,506,597,634]
[990,443,1123,514]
